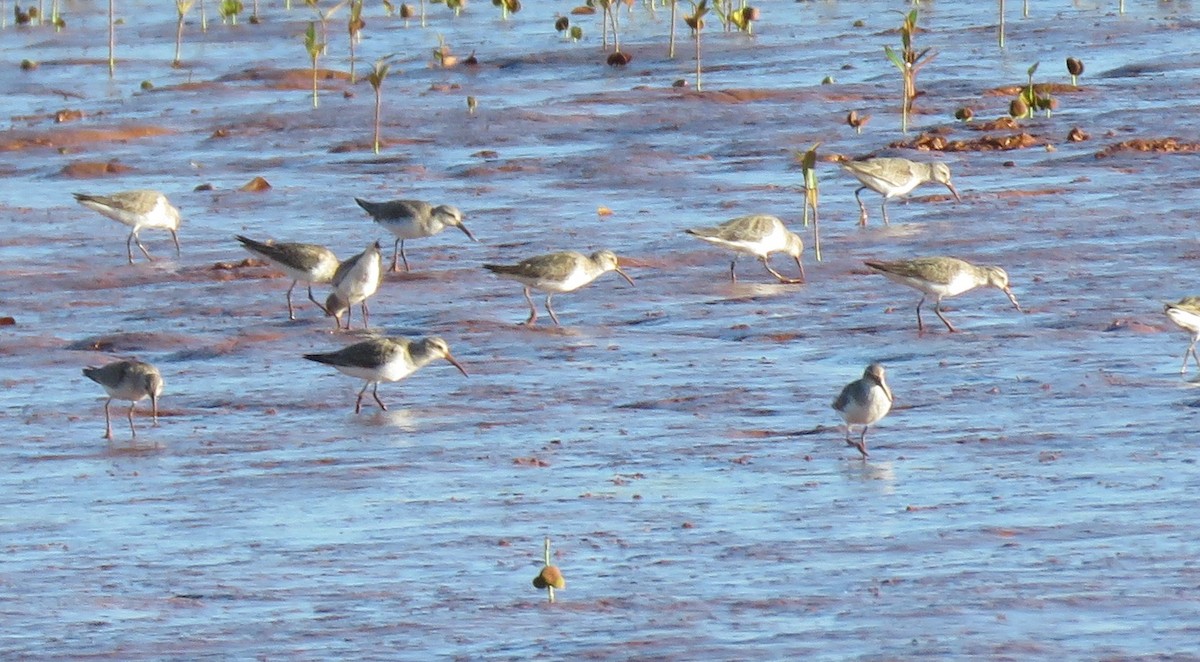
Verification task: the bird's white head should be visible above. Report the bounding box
[985,266,1021,311]
[592,250,635,286]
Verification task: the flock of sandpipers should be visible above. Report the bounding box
[76,156,1193,457]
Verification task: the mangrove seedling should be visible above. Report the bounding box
[174,0,194,67]
[883,8,936,133]
[729,5,758,34]
[347,0,364,83]
[954,107,974,122]
[492,0,519,20]
[532,538,565,604]
[199,0,208,31]
[218,0,242,24]
[997,0,1004,48]
[445,0,464,17]
[847,110,869,134]
[107,0,116,77]
[570,25,582,41]
[798,142,821,261]
[431,34,456,67]
[1014,61,1054,119]
[554,15,568,37]
[1066,56,1083,87]
[303,21,324,109]
[367,55,394,154]
[466,95,477,114]
[685,0,708,91]
[668,0,677,58]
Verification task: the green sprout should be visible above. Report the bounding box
[174,0,194,67]
[685,0,708,91]
[303,21,324,109]
[883,9,936,133]
[799,143,821,261]
[348,0,364,83]
[367,55,395,154]
[218,0,242,24]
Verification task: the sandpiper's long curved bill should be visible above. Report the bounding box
[456,222,478,242]
[614,266,635,287]
[945,181,962,202]
[1003,287,1021,311]
[443,351,469,377]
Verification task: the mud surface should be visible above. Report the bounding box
[3,1,1200,658]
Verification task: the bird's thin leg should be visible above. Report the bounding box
[127,402,138,439]
[306,284,321,308]
[844,425,853,444]
[400,240,411,272]
[102,398,114,438]
[371,383,388,411]
[856,427,870,459]
[522,286,538,326]
[728,257,737,283]
[361,300,370,330]
[794,256,806,283]
[915,296,927,332]
[355,381,370,413]
[170,230,181,256]
[880,200,890,226]
[286,280,298,320]
[133,230,154,261]
[151,394,159,426]
[545,294,561,326]
[390,238,401,272]
[762,257,801,284]
[1185,338,1200,374]
[854,187,869,226]
[933,297,958,333]
[125,232,136,264]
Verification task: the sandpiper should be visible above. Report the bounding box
[82,360,163,441]
[73,190,182,263]
[354,198,477,272]
[832,363,893,459]
[304,336,468,413]
[685,214,806,284]
[865,257,1021,333]
[483,250,635,326]
[1163,297,1200,374]
[325,241,383,331]
[235,235,340,320]
[841,158,960,226]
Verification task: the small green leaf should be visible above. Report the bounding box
[1027,61,1039,77]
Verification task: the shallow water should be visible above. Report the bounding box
[3,0,1200,658]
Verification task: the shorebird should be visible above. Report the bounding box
[324,241,383,330]
[832,362,893,459]
[1164,297,1200,374]
[685,214,806,284]
[841,157,960,226]
[304,336,468,413]
[73,190,182,263]
[865,257,1021,333]
[483,250,635,326]
[235,235,340,320]
[354,198,476,272]
[82,360,164,441]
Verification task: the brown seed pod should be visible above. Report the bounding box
[954,107,974,121]
[555,16,569,32]
[1009,97,1028,118]
[533,565,566,590]
[1066,57,1084,77]
[742,6,760,22]
[399,3,414,18]
[606,51,632,67]
[1067,127,1089,142]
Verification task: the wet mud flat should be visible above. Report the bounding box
[3,0,1200,658]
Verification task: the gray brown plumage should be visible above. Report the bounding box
[482,250,634,326]
[832,363,893,459]
[235,235,340,320]
[73,190,182,263]
[304,336,468,413]
[82,360,164,441]
[865,257,1020,333]
[841,158,960,226]
[685,214,805,283]
[354,198,476,272]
